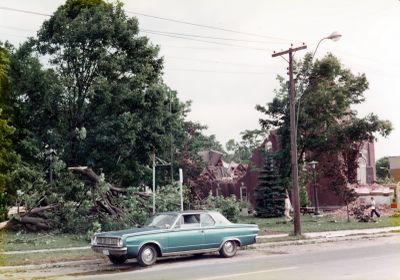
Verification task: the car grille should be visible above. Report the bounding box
[96,237,120,247]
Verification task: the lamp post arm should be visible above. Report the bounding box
[312,37,327,59]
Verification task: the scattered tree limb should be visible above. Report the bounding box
[28,204,58,215]
[0,220,13,230]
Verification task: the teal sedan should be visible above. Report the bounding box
[91,210,259,266]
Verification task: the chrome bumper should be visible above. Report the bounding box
[92,246,127,256]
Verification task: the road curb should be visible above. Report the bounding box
[0,258,103,271]
[250,232,399,249]
[2,246,91,255]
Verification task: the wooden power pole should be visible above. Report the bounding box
[272,44,307,236]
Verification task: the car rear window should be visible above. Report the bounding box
[201,214,215,227]
[211,212,232,225]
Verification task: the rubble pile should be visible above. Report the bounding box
[325,201,396,219]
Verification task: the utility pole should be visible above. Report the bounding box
[170,91,174,184]
[179,168,183,211]
[272,44,307,236]
[152,152,156,215]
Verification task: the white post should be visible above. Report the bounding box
[152,153,156,215]
[179,168,183,211]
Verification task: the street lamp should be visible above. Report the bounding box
[271,32,340,235]
[309,160,319,215]
[297,32,342,126]
[312,31,342,58]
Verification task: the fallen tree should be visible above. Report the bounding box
[2,166,186,233]
[0,204,57,230]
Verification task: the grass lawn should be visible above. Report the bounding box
[238,215,400,235]
[0,232,98,267]
[0,248,101,267]
[0,231,89,252]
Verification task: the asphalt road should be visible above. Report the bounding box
[69,235,400,280]
[2,235,399,280]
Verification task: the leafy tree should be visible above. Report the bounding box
[256,53,392,195]
[175,120,225,182]
[376,157,390,183]
[0,43,16,200]
[0,0,232,233]
[34,0,177,186]
[8,41,63,165]
[195,195,241,223]
[225,129,267,163]
[299,167,310,207]
[254,152,285,217]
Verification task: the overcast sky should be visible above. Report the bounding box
[1,0,399,160]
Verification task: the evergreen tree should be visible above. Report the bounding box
[254,152,286,217]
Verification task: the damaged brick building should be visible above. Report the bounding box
[196,132,384,209]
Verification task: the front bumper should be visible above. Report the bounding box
[92,246,127,256]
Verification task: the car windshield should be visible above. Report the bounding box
[144,213,178,229]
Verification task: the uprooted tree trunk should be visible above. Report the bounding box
[0,204,58,230]
[0,166,151,231]
[68,166,151,223]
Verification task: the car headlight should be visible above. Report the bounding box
[118,238,123,247]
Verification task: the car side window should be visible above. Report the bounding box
[201,214,215,227]
[180,214,200,228]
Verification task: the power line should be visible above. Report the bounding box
[0,6,288,43]
[0,5,288,49]
[127,10,289,42]
[165,56,268,68]
[0,6,51,17]
[143,30,270,51]
[165,68,277,75]
[141,29,282,44]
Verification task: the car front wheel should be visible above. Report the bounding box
[108,255,127,265]
[219,240,237,258]
[137,245,157,267]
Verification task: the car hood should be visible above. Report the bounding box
[96,226,163,238]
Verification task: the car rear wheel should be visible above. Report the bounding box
[219,240,237,258]
[137,245,157,267]
[108,255,127,265]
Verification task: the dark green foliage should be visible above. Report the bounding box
[196,195,241,223]
[0,43,17,200]
[257,53,392,192]
[61,182,190,235]
[225,129,268,164]
[33,0,171,186]
[299,167,310,207]
[254,153,285,218]
[376,157,391,183]
[0,191,7,221]
[1,1,227,234]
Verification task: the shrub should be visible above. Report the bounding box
[196,195,241,223]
